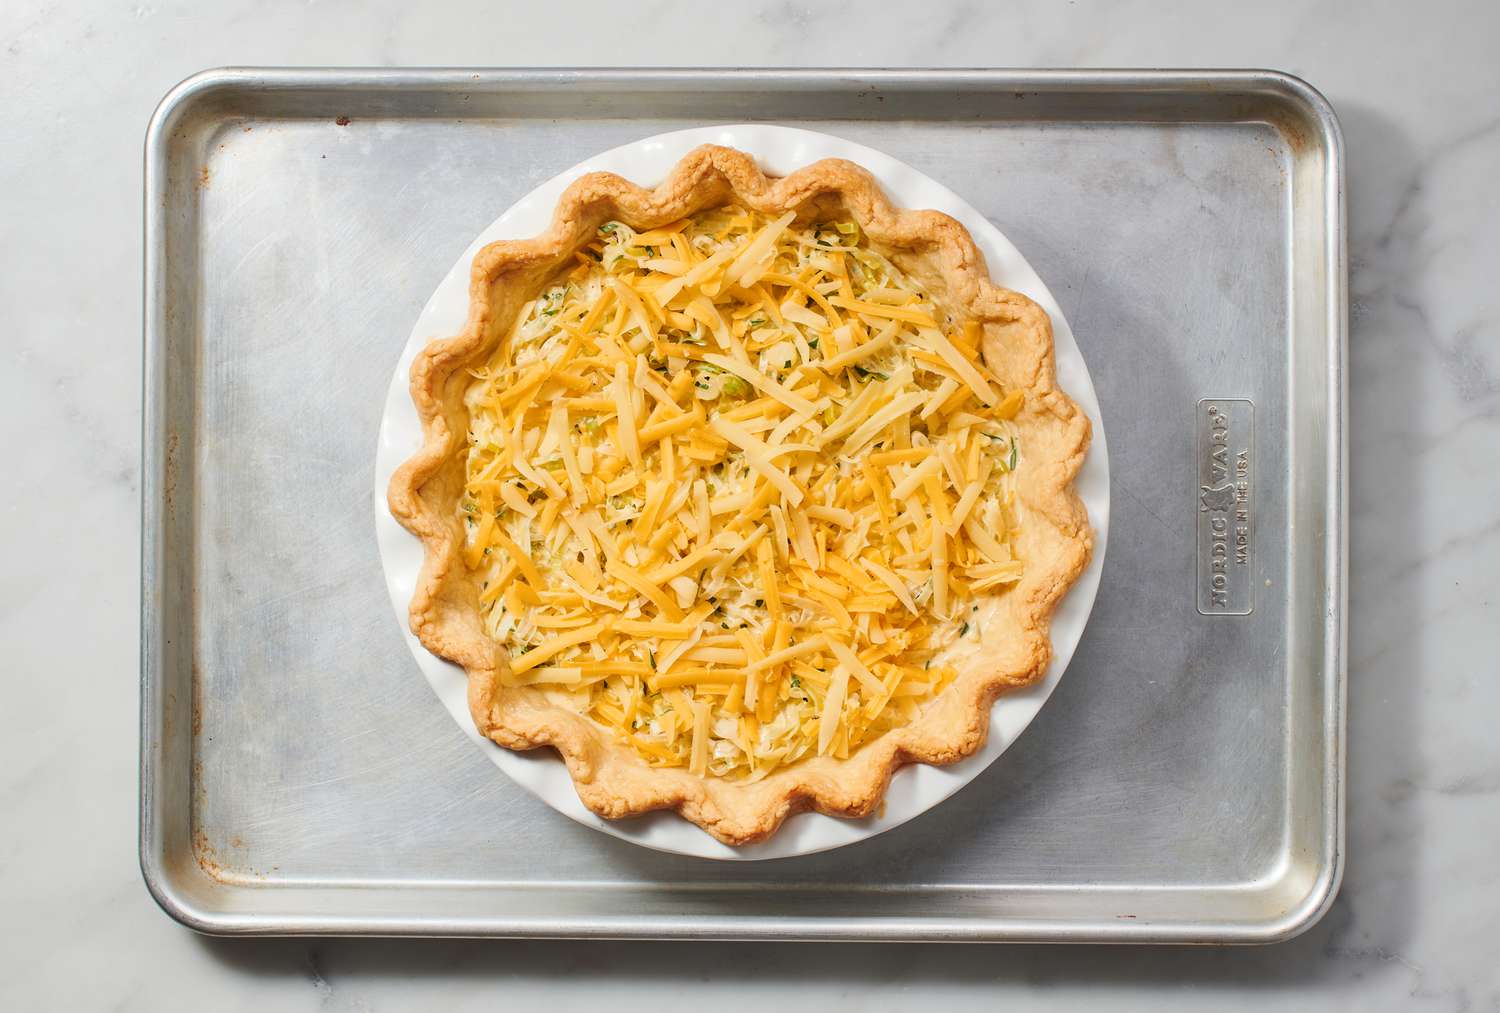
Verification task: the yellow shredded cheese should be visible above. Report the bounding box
[457,207,1027,780]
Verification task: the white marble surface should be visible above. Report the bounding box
[2,0,1498,1008]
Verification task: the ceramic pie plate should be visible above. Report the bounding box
[373,124,1111,861]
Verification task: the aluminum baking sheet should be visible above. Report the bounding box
[141,68,1346,942]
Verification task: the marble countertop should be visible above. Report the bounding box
[3,0,1497,1008]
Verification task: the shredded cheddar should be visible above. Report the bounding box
[459,208,1025,781]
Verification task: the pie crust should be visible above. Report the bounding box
[388,145,1091,844]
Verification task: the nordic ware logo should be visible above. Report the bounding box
[1199,483,1236,513]
[1196,400,1253,615]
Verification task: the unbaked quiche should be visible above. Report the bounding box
[389,145,1091,844]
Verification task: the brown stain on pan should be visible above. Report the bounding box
[193,828,227,882]
[162,432,179,508]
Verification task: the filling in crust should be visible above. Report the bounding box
[459,207,1026,781]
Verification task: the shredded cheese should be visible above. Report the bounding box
[457,207,1026,780]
